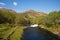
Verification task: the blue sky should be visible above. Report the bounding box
[0,0,60,13]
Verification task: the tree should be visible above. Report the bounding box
[0,9,16,27]
[45,11,60,27]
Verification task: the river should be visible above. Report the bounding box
[21,26,60,40]
[21,27,47,40]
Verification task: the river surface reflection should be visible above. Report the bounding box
[21,27,46,40]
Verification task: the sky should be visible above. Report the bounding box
[0,0,60,13]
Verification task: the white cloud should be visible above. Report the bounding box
[13,2,17,6]
[0,2,5,5]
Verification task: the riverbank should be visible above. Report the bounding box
[0,25,60,40]
[0,25,26,40]
[39,25,60,36]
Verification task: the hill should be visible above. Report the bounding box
[19,10,47,18]
[0,8,16,24]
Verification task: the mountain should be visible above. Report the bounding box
[19,10,47,18]
[0,8,47,18]
[0,8,16,13]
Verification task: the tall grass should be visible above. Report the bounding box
[9,26,25,40]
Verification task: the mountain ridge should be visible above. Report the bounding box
[0,8,47,18]
[19,9,47,18]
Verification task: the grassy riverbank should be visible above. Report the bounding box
[0,25,25,40]
[9,26,25,40]
[39,25,60,36]
[0,24,60,40]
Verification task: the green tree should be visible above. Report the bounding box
[46,11,60,27]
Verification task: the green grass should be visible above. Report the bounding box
[9,26,25,40]
[0,28,9,38]
[3,26,18,40]
[0,24,26,40]
[39,25,60,35]
[0,24,9,38]
[0,25,18,40]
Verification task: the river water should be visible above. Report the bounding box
[21,27,46,40]
[21,27,60,40]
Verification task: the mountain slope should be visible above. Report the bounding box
[19,10,47,18]
[0,8,16,24]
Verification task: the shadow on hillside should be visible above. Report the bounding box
[21,27,60,40]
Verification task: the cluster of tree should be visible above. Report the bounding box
[33,11,60,27]
[0,9,16,24]
[0,8,31,26]
[28,11,60,27]
[45,11,60,27]
[0,8,60,27]
[15,13,30,26]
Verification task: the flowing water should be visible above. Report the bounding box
[21,27,46,40]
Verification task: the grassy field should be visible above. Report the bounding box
[0,25,26,40]
[3,26,18,40]
[9,26,25,40]
[0,24,10,38]
[0,26,18,40]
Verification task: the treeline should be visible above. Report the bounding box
[0,8,60,27]
[45,11,60,27]
[35,11,60,27]
[0,8,31,26]
[24,11,60,27]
